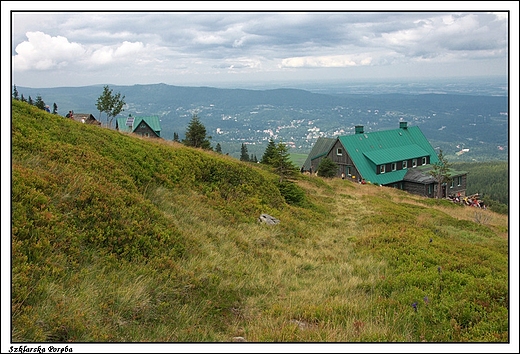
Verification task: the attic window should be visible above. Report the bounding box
[337,148,343,156]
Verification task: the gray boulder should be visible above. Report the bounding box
[258,213,280,225]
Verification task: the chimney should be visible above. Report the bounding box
[399,121,408,129]
[355,125,364,134]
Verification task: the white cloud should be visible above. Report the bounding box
[280,54,371,68]
[13,31,85,71]
[13,31,149,71]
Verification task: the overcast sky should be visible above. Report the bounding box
[5,2,516,89]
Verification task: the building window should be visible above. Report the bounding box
[391,163,396,171]
[412,159,417,168]
[421,157,427,165]
[450,180,454,189]
[337,148,343,156]
[347,166,351,176]
[380,165,386,174]
[458,176,462,186]
[402,160,408,169]
[428,184,432,194]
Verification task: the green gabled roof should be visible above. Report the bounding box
[338,125,439,185]
[116,116,161,134]
[363,144,429,165]
[302,137,336,170]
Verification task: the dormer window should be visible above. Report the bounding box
[421,157,427,165]
[380,165,386,174]
[412,159,417,168]
[402,160,408,169]
[391,163,396,171]
[337,148,343,156]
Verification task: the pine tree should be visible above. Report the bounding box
[12,85,19,100]
[34,95,46,110]
[260,138,277,165]
[317,157,338,178]
[183,113,212,150]
[28,96,33,105]
[215,143,222,154]
[240,143,250,161]
[429,149,452,199]
[21,94,26,103]
[173,132,180,142]
[271,142,297,182]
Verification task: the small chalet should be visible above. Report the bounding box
[304,122,467,198]
[72,113,101,125]
[116,115,162,138]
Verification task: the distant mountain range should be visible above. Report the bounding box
[15,83,508,161]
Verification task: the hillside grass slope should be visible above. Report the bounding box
[11,100,509,343]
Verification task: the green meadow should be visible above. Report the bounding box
[11,100,509,343]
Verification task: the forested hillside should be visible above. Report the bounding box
[452,161,508,214]
[10,100,509,344]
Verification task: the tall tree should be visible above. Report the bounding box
[260,138,277,165]
[12,85,19,100]
[240,143,250,161]
[96,85,126,128]
[182,113,212,150]
[34,95,46,110]
[215,143,222,154]
[271,142,297,182]
[28,96,33,106]
[429,149,452,199]
[20,94,26,103]
[173,132,180,142]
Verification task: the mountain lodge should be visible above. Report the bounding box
[303,122,467,198]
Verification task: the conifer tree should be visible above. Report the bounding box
[28,96,33,105]
[173,132,180,142]
[183,113,212,150]
[317,157,338,178]
[34,95,46,110]
[271,142,297,182]
[215,143,222,154]
[21,94,26,103]
[240,143,250,161]
[12,85,19,100]
[260,138,277,165]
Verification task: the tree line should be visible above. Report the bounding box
[12,84,57,114]
[12,84,126,129]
